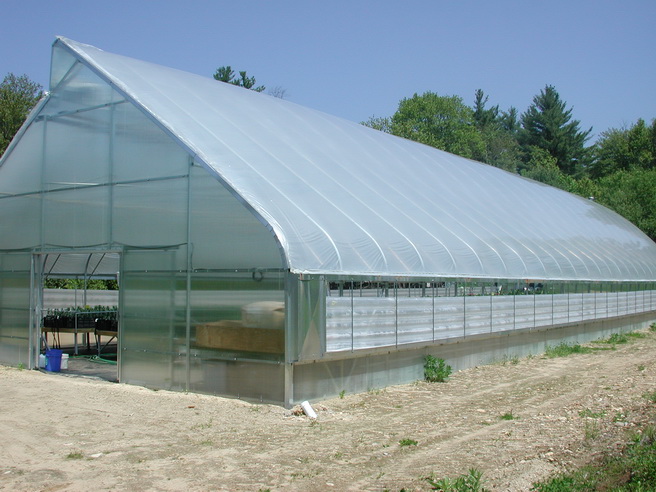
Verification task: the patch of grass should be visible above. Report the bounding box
[638,364,646,371]
[544,342,594,358]
[339,389,345,399]
[599,331,644,345]
[424,355,452,382]
[399,438,418,447]
[16,362,25,370]
[579,408,606,419]
[66,451,84,460]
[584,420,600,440]
[604,332,629,344]
[532,423,656,491]
[190,418,213,430]
[425,468,489,492]
[500,411,517,421]
[643,390,656,403]
[649,323,656,332]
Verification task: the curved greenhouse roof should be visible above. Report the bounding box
[40,37,656,281]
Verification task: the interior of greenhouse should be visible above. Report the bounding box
[0,37,655,406]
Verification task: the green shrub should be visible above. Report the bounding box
[544,343,593,358]
[426,468,488,492]
[424,355,452,382]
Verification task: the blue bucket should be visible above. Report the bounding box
[45,349,63,372]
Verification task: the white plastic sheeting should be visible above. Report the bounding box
[52,37,656,281]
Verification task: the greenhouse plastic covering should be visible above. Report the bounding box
[43,37,656,281]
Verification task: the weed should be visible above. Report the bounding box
[191,418,213,430]
[579,408,606,419]
[426,468,489,492]
[584,420,600,440]
[424,355,452,382]
[643,391,656,403]
[649,323,656,332]
[16,362,25,370]
[638,364,646,371]
[533,422,656,491]
[339,389,345,399]
[399,438,418,447]
[544,342,593,358]
[500,411,517,421]
[199,439,213,446]
[333,451,343,459]
[604,332,629,344]
[66,451,84,460]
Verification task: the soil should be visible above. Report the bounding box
[1,329,655,491]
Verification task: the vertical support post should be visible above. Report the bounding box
[184,158,193,392]
[394,282,398,348]
[489,280,493,334]
[463,280,467,338]
[431,280,435,342]
[350,280,354,352]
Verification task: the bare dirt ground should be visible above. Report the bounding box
[1,330,655,492]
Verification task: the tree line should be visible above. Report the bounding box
[363,87,656,241]
[1,71,654,241]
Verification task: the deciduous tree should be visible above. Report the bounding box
[0,73,42,156]
[389,91,485,159]
[590,118,655,179]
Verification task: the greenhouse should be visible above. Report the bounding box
[1,37,655,405]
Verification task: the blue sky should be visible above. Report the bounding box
[2,0,654,141]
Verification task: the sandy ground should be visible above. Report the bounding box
[1,329,656,492]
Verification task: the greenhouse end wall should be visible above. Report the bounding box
[0,51,288,403]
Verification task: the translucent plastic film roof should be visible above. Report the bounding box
[53,37,656,281]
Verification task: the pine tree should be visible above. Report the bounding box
[519,85,591,176]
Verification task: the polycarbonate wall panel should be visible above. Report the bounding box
[43,187,109,247]
[120,249,187,390]
[0,255,31,366]
[112,102,190,182]
[113,178,188,251]
[187,271,285,400]
[0,120,45,196]
[0,195,41,250]
[50,43,78,89]
[43,110,111,191]
[324,280,656,354]
[189,165,282,270]
[48,57,117,116]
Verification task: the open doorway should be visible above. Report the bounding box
[35,252,120,382]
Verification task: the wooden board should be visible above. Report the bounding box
[195,320,284,354]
